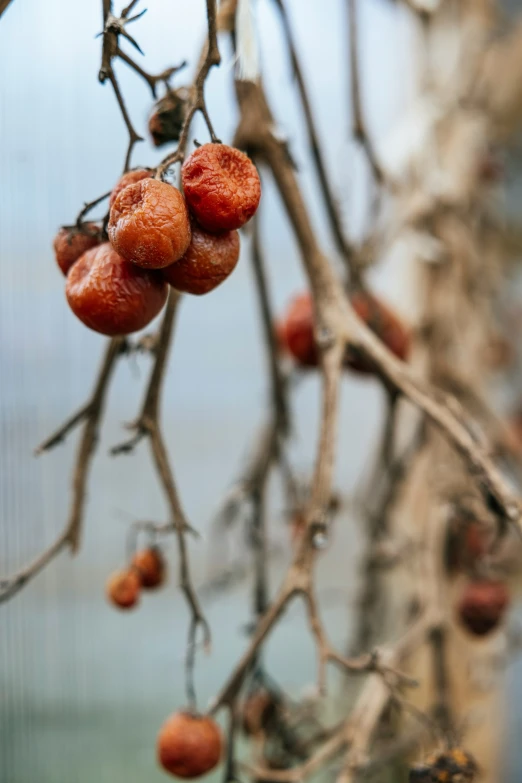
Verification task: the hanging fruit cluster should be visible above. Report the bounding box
[53,144,261,337]
[106,546,167,610]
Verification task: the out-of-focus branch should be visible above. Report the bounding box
[245,617,430,783]
[272,0,356,276]
[235,78,522,533]
[0,0,14,20]
[347,0,385,184]
[251,213,289,434]
[0,337,123,602]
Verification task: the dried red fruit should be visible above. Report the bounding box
[457,580,510,636]
[162,222,240,295]
[241,690,277,736]
[346,291,410,374]
[181,143,261,232]
[109,168,152,208]
[278,290,410,374]
[148,91,187,148]
[66,242,168,336]
[106,568,141,610]
[53,223,101,276]
[278,293,318,368]
[131,547,166,589]
[109,179,191,269]
[157,712,223,778]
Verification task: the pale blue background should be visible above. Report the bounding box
[1,1,520,781]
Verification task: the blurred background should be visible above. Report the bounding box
[1,1,522,781]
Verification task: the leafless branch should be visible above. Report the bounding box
[0,338,123,602]
[0,0,14,19]
[347,0,385,184]
[117,48,187,97]
[235,78,522,534]
[155,0,221,178]
[111,292,210,683]
[271,0,356,274]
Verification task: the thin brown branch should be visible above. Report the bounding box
[108,69,143,171]
[234,78,522,533]
[0,338,123,602]
[347,0,384,184]
[111,292,210,681]
[75,190,112,228]
[272,0,356,272]
[155,0,221,178]
[246,618,430,783]
[116,48,187,97]
[0,0,14,19]
[251,213,289,435]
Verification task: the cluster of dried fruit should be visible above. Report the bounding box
[106,546,166,610]
[54,144,261,336]
[277,289,410,374]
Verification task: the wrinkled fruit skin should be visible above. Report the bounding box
[162,223,240,295]
[66,243,168,336]
[109,168,152,208]
[53,223,101,276]
[132,547,166,589]
[346,291,410,374]
[181,144,261,232]
[106,569,141,610]
[457,580,510,636]
[278,293,318,368]
[157,712,223,779]
[109,179,191,269]
[148,91,187,147]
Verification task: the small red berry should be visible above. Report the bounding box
[109,179,191,269]
[457,580,510,636]
[157,712,223,778]
[278,293,318,368]
[106,568,141,610]
[66,243,168,336]
[109,168,152,209]
[162,222,240,295]
[181,143,261,232]
[53,223,101,276]
[131,547,166,590]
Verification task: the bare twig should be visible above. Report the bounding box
[75,190,112,228]
[99,0,145,171]
[272,0,356,274]
[117,48,187,97]
[155,0,221,179]
[0,0,14,19]
[0,338,123,602]
[347,0,384,184]
[235,78,522,532]
[245,618,430,783]
[111,292,210,676]
[251,213,289,434]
